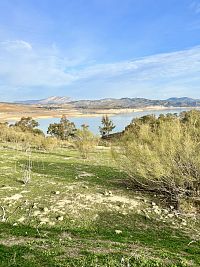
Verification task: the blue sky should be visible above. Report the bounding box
[0,0,200,101]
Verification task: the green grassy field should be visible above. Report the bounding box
[0,143,200,266]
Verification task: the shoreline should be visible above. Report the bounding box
[0,105,199,122]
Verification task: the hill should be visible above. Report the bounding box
[16,96,71,105]
[15,96,200,109]
[70,97,200,109]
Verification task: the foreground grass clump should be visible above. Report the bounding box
[0,143,200,266]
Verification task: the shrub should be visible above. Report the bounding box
[0,120,57,151]
[112,110,200,208]
[73,125,99,158]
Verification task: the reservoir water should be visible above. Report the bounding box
[36,108,198,135]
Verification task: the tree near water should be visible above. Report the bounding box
[15,117,39,131]
[60,115,77,139]
[14,117,44,135]
[47,115,77,140]
[99,115,115,137]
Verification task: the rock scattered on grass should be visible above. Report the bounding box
[32,203,37,209]
[115,230,122,234]
[56,215,64,221]
[39,217,50,225]
[52,191,60,195]
[104,190,112,196]
[18,216,25,223]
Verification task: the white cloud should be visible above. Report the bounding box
[0,40,200,100]
[81,46,200,80]
[0,40,32,51]
[0,40,76,88]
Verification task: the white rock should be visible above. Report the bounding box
[18,216,25,223]
[49,222,56,226]
[181,221,187,226]
[115,230,122,234]
[32,203,37,209]
[57,215,64,221]
[152,205,159,210]
[108,191,112,196]
[39,217,50,224]
[154,209,161,215]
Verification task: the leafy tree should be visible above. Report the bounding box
[47,115,77,140]
[14,117,43,135]
[47,123,63,139]
[60,115,77,139]
[99,115,115,137]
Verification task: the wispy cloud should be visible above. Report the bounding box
[190,1,200,14]
[0,40,32,51]
[0,40,76,88]
[0,40,200,100]
[77,47,200,80]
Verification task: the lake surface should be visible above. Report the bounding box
[37,108,198,135]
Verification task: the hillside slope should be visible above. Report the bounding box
[15,96,200,109]
[70,97,200,109]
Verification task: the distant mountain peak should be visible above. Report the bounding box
[15,96,71,105]
[40,96,71,104]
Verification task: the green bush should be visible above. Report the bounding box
[112,110,200,207]
[0,121,57,151]
[73,125,99,158]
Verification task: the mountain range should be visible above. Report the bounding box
[15,96,200,109]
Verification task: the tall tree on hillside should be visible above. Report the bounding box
[99,115,115,137]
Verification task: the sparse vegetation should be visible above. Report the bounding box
[0,111,200,266]
[73,124,99,158]
[0,118,57,150]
